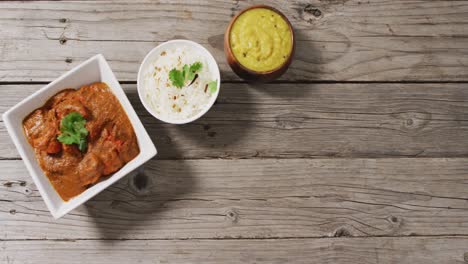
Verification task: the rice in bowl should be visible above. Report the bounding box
[141,44,219,122]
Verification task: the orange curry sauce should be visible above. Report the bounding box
[23,82,140,201]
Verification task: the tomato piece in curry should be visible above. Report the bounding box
[22,82,140,201]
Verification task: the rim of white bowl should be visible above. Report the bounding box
[137,39,221,125]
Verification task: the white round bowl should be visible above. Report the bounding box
[137,39,221,124]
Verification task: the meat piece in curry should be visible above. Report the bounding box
[23,82,140,201]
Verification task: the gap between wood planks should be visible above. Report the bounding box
[3,155,468,161]
[2,234,468,242]
[1,81,468,85]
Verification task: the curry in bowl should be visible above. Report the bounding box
[22,82,140,201]
[224,5,295,82]
[229,7,293,72]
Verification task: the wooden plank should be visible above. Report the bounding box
[2,158,468,239]
[1,237,468,264]
[2,83,468,159]
[1,0,468,81]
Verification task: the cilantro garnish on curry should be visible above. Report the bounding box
[57,112,89,152]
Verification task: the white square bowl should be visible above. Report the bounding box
[2,54,157,219]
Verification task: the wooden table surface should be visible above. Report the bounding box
[1,1,468,263]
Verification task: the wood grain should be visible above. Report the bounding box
[1,237,468,264]
[2,158,468,239]
[2,1,468,261]
[2,83,468,159]
[1,0,468,82]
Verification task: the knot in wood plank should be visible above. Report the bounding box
[133,173,148,191]
[393,111,431,133]
[302,4,322,23]
[3,180,26,187]
[59,37,67,45]
[387,215,403,233]
[333,227,352,237]
[129,169,153,195]
[226,209,239,223]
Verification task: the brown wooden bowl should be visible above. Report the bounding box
[224,5,295,83]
